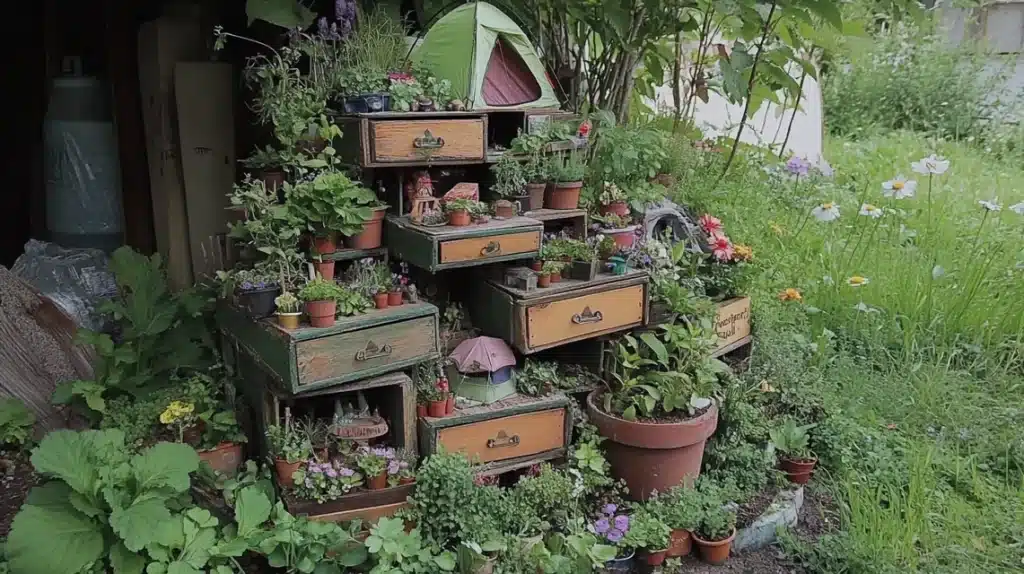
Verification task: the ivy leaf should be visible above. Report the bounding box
[110,494,173,552]
[132,442,200,493]
[6,503,105,574]
[235,486,273,537]
[110,542,146,574]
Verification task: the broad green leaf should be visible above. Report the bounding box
[167,563,202,574]
[7,503,105,574]
[110,494,173,551]
[31,430,105,494]
[638,333,668,364]
[235,486,273,537]
[132,442,200,493]
[622,406,637,421]
[111,542,146,574]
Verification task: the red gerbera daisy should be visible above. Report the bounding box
[709,233,734,262]
[699,214,723,235]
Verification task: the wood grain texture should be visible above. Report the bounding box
[308,501,408,524]
[370,119,485,162]
[296,316,437,387]
[526,284,645,348]
[713,297,751,353]
[439,231,540,263]
[435,408,566,464]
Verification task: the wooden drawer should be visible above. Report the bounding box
[370,119,485,163]
[526,284,645,349]
[296,316,437,387]
[437,409,565,464]
[440,231,541,264]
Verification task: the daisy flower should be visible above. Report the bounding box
[1010,202,1024,215]
[911,155,950,175]
[846,276,870,287]
[978,198,1001,212]
[699,214,723,235]
[882,175,917,199]
[778,288,802,302]
[859,203,883,218]
[812,202,841,222]
[709,234,734,261]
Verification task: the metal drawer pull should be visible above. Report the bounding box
[480,241,502,256]
[572,307,603,324]
[487,430,520,449]
[355,341,393,361]
[413,130,445,149]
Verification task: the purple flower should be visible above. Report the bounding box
[614,515,630,532]
[338,466,355,477]
[785,156,811,177]
[240,281,254,291]
[606,529,623,543]
[308,464,323,474]
[387,460,401,475]
[594,518,610,534]
[325,467,338,479]
[603,503,618,516]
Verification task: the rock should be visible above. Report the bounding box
[733,486,804,553]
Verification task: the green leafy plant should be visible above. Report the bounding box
[355,447,387,478]
[770,419,817,461]
[0,398,35,448]
[288,172,385,237]
[504,465,577,535]
[265,423,312,463]
[411,451,501,546]
[241,145,284,171]
[653,486,703,532]
[596,213,632,230]
[697,504,736,542]
[443,198,481,213]
[292,460,363,503]
[542,261,566,275]
[226,176,307,290]
[335,288,373,316]
[275,291,301,313]
[365,517,456,573]
[547,152,587,183]
[621,507,670,551]
[491,154,528,198]
[298,277,345,303]
[389,78,424,111]
[246,500,368,573]
[597,181,627,205]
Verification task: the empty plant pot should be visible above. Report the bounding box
[347,207,387,249]
[494,201,516,219]
[640,549,668,566]
[600,200,630,217]
[525,182,546,211]
[387,291,404,306]
[367,471,388,490]
[537,273,551,288]
[603,550,635,573]
[667,529,692,558]
[546,181,583,210]
[313,234,337,254]
[373,293,389,309]
[448,209,471,226]
[274,458,304,488]
[277,312,302,330]
[305,300,337,328]
[602,226,638,249]
[198,442,244,476]
[568,260,598,281]
[313,260,336,280]
[236,286,281,319]
[780,457,817,484]
[693,528,736,565]
[428,399,447,418]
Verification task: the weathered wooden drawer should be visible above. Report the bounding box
[419,395,570,469]
[387,215,543,272]
[370,119,485,163]
[440,231,540,264]
[469,270,650,354]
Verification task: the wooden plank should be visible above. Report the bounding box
[217,304,296,388]
[422,393,569,428]
[391,215,541,238]
[472,449,568,477]
[436,408,566,464]
[285,483,414,517]
[526,284,645,349]
[309,501,408,524]
[439,231,541,264]
[712,297,751,353]
[370,119,485,163]
[267,302,437,341]
[523,208,587,222]
[500,271,648,301]
[339,111,485,119]
[316,247,387,262]
[711,335,752,358]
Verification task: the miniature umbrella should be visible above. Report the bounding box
[449,336,516,374]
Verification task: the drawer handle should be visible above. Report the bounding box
[572,307,604,325]
[480,241,502,256]
[486,430,520,449]
[355,341,393,361]
[413,130,445,149]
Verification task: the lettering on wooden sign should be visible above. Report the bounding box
[713,297,751,351]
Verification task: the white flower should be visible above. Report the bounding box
[911,155,950,175]
[812,202,841,222]
[882,175,917,199]
[859,203,883,218]
[1009,202,1024,215]
[846,276,870,287]
[978,198,1001,212]
[823,275,834,285]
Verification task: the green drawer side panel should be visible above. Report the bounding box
[216,305,296,386]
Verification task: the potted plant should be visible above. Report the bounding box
[598,213,639,249]
[387,449,416,487]
[242,145,286,191]
[444,198,477,227]
[536,269,552,288]
[299,277,345,328]
[545,152,586,210]
[439,376,454,415]
[356,446,390,490]
[565,238,599,281]
[692,504,737,565]
[197,409,248,476]
[656,486,702,557]
[290,172,389,251]
[424,384,448,418]
[490,154,528,211]
[387,272,405,307]
[266,421,313,488]
[337,67,390,113]
[543,261,565,283]
[622,508,671,567]
[273,291,302,329]
[598,182,630,217]
[770,419,818,484]
[232,269,281,319]
[592,503,635,572]
[292,459,364,503]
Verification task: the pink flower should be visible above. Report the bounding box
[388,72,414,83]
[699,214,723,235]
[709,233,734,262]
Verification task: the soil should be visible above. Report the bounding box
[0,451,36,537]
[736,485,780,529]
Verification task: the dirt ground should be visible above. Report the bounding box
[0,451,35,537]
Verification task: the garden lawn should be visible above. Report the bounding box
[675,132,1024,573]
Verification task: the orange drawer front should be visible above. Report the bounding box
[370,119,485,163]
[439,231,541,264]
[435,409,566,464]
[526,284,645,349]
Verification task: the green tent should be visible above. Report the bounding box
[413,2,561,110]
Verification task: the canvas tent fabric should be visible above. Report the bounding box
[413,2,560,110]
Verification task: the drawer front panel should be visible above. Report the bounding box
[296,316,437,386]
[436,409,565,464]
[439,231,541,264]
[370,119,485,163]
[526,284,645,348]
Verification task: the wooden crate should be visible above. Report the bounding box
[387,215,543,273]
[470,271,650,354]
[285,482,414,524]
[217,302,440,394]
[334,111,488,167]
[418,394,571,471]
[712,296,752,356]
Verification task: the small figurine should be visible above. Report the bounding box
[448,99,466,111]
[417,96,437,112]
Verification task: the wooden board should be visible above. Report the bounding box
[436,408,565,464]
[370,118,485,163]
[439,231,540,264]
[713,297,751,353]
[286,483,414,518]
[525,284,645,349]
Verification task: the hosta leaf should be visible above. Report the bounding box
[235,486,273,537]
[110,494,173,551]
[132,442,200,493]
[167,563,202,574]
[30,430,107,495]
[7,503,105,574]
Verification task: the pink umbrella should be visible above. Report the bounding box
[449,336,516,374]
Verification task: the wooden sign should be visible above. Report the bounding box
[713,297,751,354]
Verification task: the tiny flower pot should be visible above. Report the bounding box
[448,209,471,227]
[545,181,583,210]
[346,207,387,249]
[198,442,244,476]
[305,300,337,328]
[313,260,336,280]
[387,291,404,306]
[603,550,635,573]
[236,286,281,319]
[274,458,303,488]
[367,471,388,490]
[525,182,546,211]
[639,548,668,566]
[530,261,543,272]
[417,404,428,417]
[550,271,562,283]
[446,394,455,415]
[259,170,286,192]
[373,293,390,310]
[313,234,337,255]
[600,200,630,217]
[428,399,447,418]
[602,226,638,249]
[493,201,516,219]
[693,528,736,565]
[277,312,302,330]
[667,529,693,557]
[537,273,551,288]
[780,456,817,484]
[399,476,416,485]
[568,259,598,281]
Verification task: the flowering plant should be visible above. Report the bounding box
[621,507,670,551]
[695,213,753,300]
[232,268,279,292]
[597,182,627,205]
[160,401,196,443]
[591,503,632,546]
[356,446,394,478]
[292,460,364,503]
[386,449,416,486]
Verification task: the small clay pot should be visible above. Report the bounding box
[198,442,244,476]
[274,458,303,488]
[387,291,404,306]
[494,202,516,219]
[667,529,692,558]
[373,293,389,310]
[693,528,736,565]
[305,300,337,328]
[550,271,562,283]
[277,312,301,330]
[346,207,387,249]
[367,471,388,490]
[537,273,551,288]
[313,259,336,280]
[525,182,546,211]
[640,548,668,566]
[446,394,455,415]
[448,209,471,226]
[313,234,337,254]
[417,404,428,417]
[530,261,543,272]
[780,457,817,484]
[600,200,630,217]
[428,399,447,418]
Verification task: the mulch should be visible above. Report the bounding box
[0,451,36,537]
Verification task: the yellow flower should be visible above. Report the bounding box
[778,288,802,302]
[846,276,870,287]
[770,223,786,236]
[733,244,754,261]
[160,401,195,425]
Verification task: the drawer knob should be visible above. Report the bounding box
[572,307,604,325]
[355,341,393,361]
[480,241,502,256]
[486,430,521,449]
[413,129,445,149]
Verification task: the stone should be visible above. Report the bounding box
[733,486,804,553]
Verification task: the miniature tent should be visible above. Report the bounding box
[448,336,518,404]
[413,2,561,110]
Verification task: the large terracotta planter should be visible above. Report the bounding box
[600,200,630,217]
[198,442,244,476]
[780,457,817,484]
[545,181,583,209]
[587,391,718,500]
[667,529,692,557]
[693,528,736,565]
[305,300,337,328]
[275,458,303,488]
[313,234,337,254]
[525,182,546,211]
[346,207,387,249]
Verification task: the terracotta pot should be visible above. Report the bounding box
[587,391,718,500]
[259,170,286,191]
[367,471,388,490]
[530,261,543,272]
[780,457,817,484]
[446,394,455,415]
[274,458,303,488]
[494,202,516,219]
[428,399,447,417]
[545,181,583,210]
[305,300,337,328]
[417,404,428,417]
[387,291,404,306]
[693,528,736,565]
[550,271,562,283]
[667,529,692,557]
[640,548,668,566]
[600,200,630,217]
[602,226,638,249]
[198,442,244,476]
[399,476,416,485]
[373,293,389,309]
[537,273,551,287]
[525,182,546,211]
[277,312,301,330]
[448,209,471,226]
[313,260,336,280]
[313,234,337,254]
[346,207,387,249]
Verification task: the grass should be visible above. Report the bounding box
[670,132,1024,573]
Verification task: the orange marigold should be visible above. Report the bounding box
[778,288,802,302]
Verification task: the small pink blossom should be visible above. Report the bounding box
[699,214,723,235]
[709,234,734,262]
